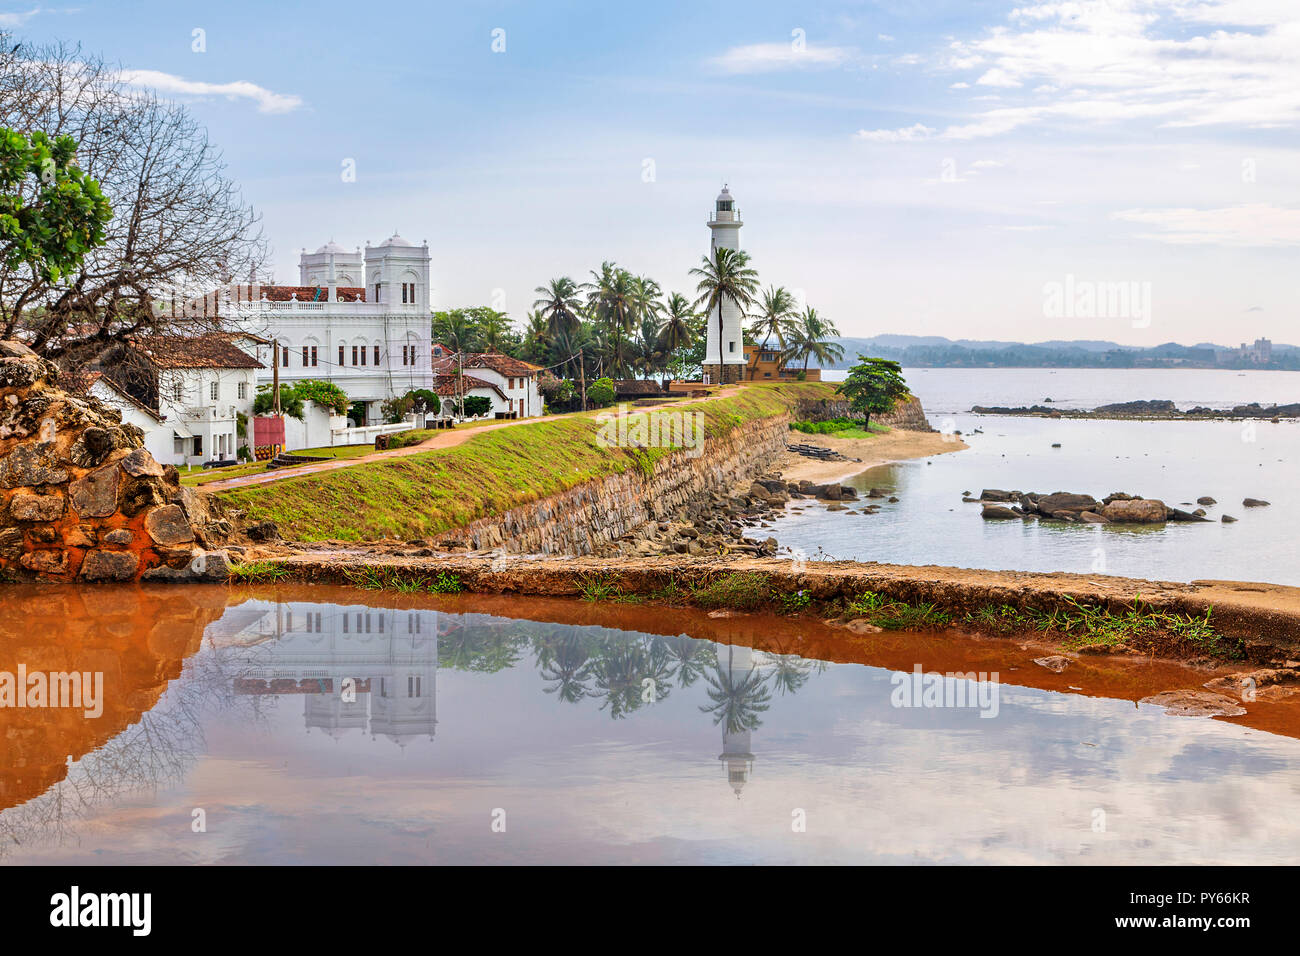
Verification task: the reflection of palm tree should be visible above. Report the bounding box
[438,623,528,673]
[538,632,596,704]
[665,634,717,688]
[590,633,676,719]
[766,652,815,696]
[700,645,772,735]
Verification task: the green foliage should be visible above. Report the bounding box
[381,393,413,424]
[836,356,909,426]
[343,566,463,593]
[586,376,616,407]
[228,560,292,581]
[0,127,112,283]
[691,572,774,611]
[293,379,351,414]
[253,384,305,421]
[386,428,436,449]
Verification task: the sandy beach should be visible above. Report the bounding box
[774,428,969,484]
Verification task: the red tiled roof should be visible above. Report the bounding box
[431,374,507,401]
[257,285,367,303]
[67,371,166,421]
[613,379,666,396]
[127,333,264,370]
[464,352,543,376]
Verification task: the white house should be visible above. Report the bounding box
[87,333,261,467]
[432,351,544,418]
[173,235,435,426]
[82,373,171,464]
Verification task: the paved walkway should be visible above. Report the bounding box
[201,385,741,492]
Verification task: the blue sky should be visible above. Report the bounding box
[9,0,1300,344]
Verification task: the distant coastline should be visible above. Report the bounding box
[826,334,1299,371]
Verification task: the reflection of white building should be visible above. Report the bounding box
[210,600,439,746]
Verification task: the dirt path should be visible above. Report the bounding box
[775,429,968,484]
[202,385,746,492]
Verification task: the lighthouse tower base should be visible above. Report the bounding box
[702,362,746,385]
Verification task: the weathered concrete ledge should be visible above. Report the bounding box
[244,552,1300,663]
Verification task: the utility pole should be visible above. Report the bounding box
[272,340,281,413]
[578,347,586,412]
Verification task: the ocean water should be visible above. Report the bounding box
[821,366,1300,414]
[778,368,1300,585]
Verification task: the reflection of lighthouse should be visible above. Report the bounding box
[718,645,756,798]
[212,601,439,747]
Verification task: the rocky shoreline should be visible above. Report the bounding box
[971,398,1300,420]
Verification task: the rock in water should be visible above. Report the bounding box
[1139,690,1247,717]
[1101,498,1168,523]
[1033,655,1072,673]
[982,504,1020,520]
[1243,497,1271,507]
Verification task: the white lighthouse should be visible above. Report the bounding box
[703,185,746,385]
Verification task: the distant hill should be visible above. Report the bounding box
[823,335,1300,370]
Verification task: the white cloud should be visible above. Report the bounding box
[853,122,936,143]
[976,67,1022,87]
[878,33,896,42]
[859,0,1300,140]
[707,42,855,74]
[971,159,1005,168]
[951,81,971,89]
[1112,203,1300,246]
[119,68,303,114]
[0,6,43,27]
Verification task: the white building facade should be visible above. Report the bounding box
[208,235,435,425]
[703,186,747,384]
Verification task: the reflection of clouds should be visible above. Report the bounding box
[0,643,265,858]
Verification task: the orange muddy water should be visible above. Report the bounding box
[2,582,1298,864]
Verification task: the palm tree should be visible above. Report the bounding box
[533,276,583,375]
[657,292,696,381]
[476,308,513,353]
[520,309,551,365]
[784,307,845,375]
[746,285,797,380]
[582,262,639,379]
[690,247,759,385]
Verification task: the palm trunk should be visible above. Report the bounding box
[716,299,725,385]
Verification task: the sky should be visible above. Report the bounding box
[8,0,1300,346]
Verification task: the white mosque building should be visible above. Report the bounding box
[702,186,747,385]
[175,234,436,425]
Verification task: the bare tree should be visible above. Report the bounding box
[0,38,267,368]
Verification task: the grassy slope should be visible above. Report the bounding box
[214,382,834,542]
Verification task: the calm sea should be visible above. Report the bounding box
[782,368,1300,585]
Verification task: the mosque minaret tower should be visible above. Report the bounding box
[703,185,746,385]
